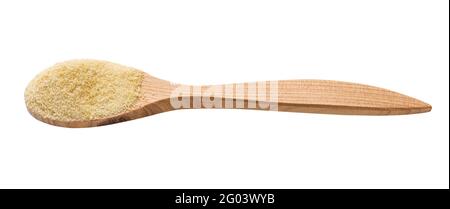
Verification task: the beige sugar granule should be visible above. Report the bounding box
[25,60,144,121]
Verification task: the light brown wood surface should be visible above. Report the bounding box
[30,73,431,128]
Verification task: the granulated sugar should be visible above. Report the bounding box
[25,60,144,121]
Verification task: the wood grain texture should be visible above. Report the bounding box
[29,73,431,128]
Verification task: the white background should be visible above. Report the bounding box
[0,0,448,189]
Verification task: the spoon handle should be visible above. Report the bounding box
[170,80,431,115]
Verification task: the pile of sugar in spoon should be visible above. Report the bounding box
[25,59,144,121]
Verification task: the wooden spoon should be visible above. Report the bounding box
[26,60,431,128]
